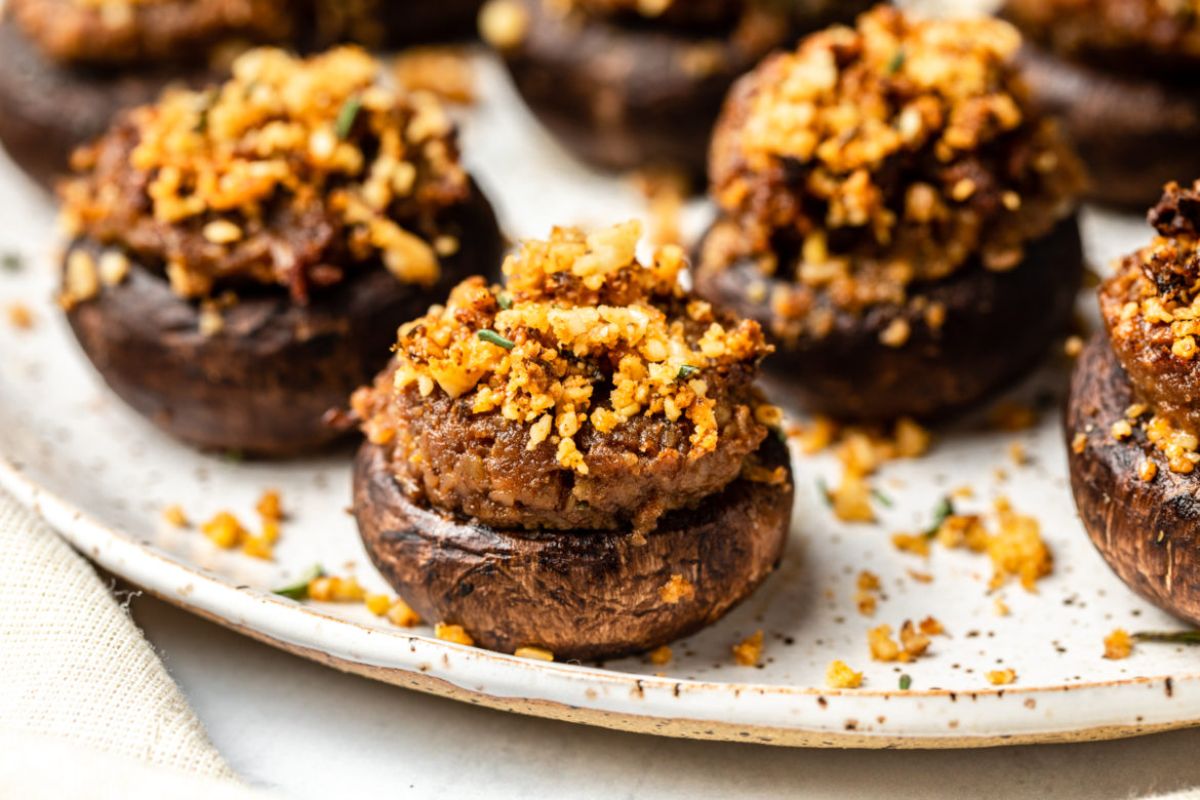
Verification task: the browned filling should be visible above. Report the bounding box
[353,221,781,533]
[7,0,293,66]
[59,47,471,304]
[1100,181,1200,465]
[702,7,1083,334]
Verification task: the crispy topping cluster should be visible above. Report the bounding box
[357,221,771,473]
[61,47,469,301]
[1107,182,1200,362]
[708,7,1083,314]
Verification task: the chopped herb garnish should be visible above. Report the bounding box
[1,252,23,273]
[496,293,513,310]
[887,48,906,75]
[222,449,245,463]
[872,489,894,508]
[924,496,955,538]
[899,674,912,690]
[477,329,515,350]
[273,564,324,600]
[677,364,699,381]
[774,426,788,444]
[335,95,363,140]
[816,477,832,506]
[1132,630,1200,646]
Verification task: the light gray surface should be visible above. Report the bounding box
[133,595,1200,800]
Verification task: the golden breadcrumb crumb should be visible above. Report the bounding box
[386,598,422,627]
[1104,629,1134,660]
[308,576,366,602]
[732,630,764,666]
[647,645,673,666]
[162,504,189,528]
[514,646,555,662]
[826,660,863,689]
[435,623,475,646]
[659,574,696,605]
[986,668,1016,686]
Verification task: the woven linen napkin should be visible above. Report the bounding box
[0,488,271,797]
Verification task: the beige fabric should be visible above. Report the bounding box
[0,489,254,792]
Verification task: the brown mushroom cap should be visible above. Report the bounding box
[354,434,793,661]
[695,214,1083,421]
[1066,333,1200,626]
[492,0,792,176]
[64,187,502,456]
[0,20,212,189]
[1017,43,1200,209]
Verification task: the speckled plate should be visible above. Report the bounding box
[3,54,1200,749]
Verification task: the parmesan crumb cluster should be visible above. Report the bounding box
[358,220,771,474]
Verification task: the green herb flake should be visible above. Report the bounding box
[816,477,832,507]
[272,564,324,600]
[477,329,515,350]
[335,95,363,140]
[1132,630,1200,646]
[496,293,513,310]
[924,496,955,538]
[222,449,245,463]
[887,48,907,75]
[1,252,23,273]
[677,364,699,381]
[899,674,912,690]
[872,489,894,509]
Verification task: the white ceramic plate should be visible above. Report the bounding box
[2,54,1199,749]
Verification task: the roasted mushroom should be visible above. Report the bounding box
[1067,181,1200,625]
[0,0,293,187]
[57,47,503,457]
[1003,0,1200,208]
[479,0,872,177]
[694,7,1086,421]
[351,221,793,660]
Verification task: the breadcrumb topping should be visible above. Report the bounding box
[707,6,1083,323]
[1104,628,1134,660]
[361,221,771,474]
[826,659,863,688]
[61,46,469,302]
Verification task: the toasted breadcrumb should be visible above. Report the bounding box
[994,596,1011,617]
[732,630,764,666]
[1064,335,1083,357]
[1071,432,1087,454]
[435,623,475,646]
[162,504,189,528]
[386,598,422,628]
[7,303,34,330]
[365,594,392,616]
[515,646,555,662]
[659,574,696,605]
[1104,629,1133,660]
[826,660,863,689]
[647,645,673,666]
[308,576,366,602]
[990,402,1038,432]
[986,668,1016,686]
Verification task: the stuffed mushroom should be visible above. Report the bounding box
[1068,181,1200,625]
[478,0,873,177]
[1003,0,1200,208]
[694,7,1086,421]
[0,0,294,187]
[57,46,503,457]
[350,220,793,660]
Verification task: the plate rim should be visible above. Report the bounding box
[4,450,1199,749]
